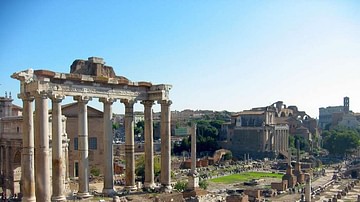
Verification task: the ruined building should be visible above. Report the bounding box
[11,57,172,201]
[221,101,319,159]
[0,93,69,197]
[319,97,360,129]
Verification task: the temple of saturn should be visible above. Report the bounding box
[11,57,172,201]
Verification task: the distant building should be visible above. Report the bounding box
[61,103,105,178]
[0,93,68,196]
[221,101,319,159]
[221,105,289,159]
[0,93,25,196]
[319,97,360,129]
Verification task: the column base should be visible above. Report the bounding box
[21,196,36,202]
[124,185,137,192]
[102,188,116,196]
[161,184,172,193]
[144,182,156,189]
[51,195,67,201]
[76,192,92,199]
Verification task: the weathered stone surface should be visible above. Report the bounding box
[70,57,116,78]
[155,192,184,202]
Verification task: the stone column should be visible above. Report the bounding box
[74,96,92,198]
[187,123,199,190]
[281,131,284,151]
[51,95,66,201]
[286,132,289,151]
[20,95,36,202]
[283,131,286,151]
[64,137,70,190]
[0,145,3,176]
[190,123,197,175]
[142,100,155,188]
[100,98,116,195]
[283,133,288,150]
[121,99,136,190]
[278,132,282,152]
[34,92,51,202]
[4,145,10,195]
[305,173,311,202]
[160,100,172,191]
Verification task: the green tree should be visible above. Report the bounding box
[135,154,161,180]
[134,120,144,141]
[322,126,360,156]
[90,167,100,177]
[223,151,233,160]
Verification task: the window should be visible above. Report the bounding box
[74,137,97,150]
[74,138,78,150]
[89,137,97,150]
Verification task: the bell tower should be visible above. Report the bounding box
[344,97,349,114]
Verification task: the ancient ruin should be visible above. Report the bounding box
[11,57,172,201]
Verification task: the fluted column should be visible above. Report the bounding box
[34,92,51,202]
[74,96,92,198]
[274,133,279,152]
[281,131,284,151]
[284,131,287,151]
[160,100,172,191]
[20,95,36,202]
[51,95,66,201]
[100,98,116,195]
[142,100,155,188]
[121,99,136,190]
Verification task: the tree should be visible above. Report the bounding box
[135,154,161,180]
[288,135,310,151]
[322,126,360,156]
[223,151,233,160]
[134,120,144,141]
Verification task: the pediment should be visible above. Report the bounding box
[62,102,103,118]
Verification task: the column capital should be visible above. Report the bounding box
[141,100,154,107]
[159,100,172,106]
[33,91,48,99]
[74,95,92,103]
[99,97,117,104]
[120,98,136,106]
[49,94,65,102]
[18,93,34,102]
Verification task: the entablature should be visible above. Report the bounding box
[12,68,172,102]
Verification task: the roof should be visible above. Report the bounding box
[233,110,265,116]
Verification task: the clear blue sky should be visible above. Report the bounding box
[1,0,359,117]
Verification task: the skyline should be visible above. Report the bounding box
[1,1,360,117]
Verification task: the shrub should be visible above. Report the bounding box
[199,180,208,190]
[174,181,187,192]
[90,167,100,177]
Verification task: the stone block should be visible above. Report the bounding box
[155,192,184,202]
[244,189,261,198]
[226,194,249,202]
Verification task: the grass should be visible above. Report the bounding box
[209,171,283,184]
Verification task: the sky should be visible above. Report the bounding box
[0,0,359,118]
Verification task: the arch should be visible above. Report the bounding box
[288,113,293,117]
[280,112,286,117]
